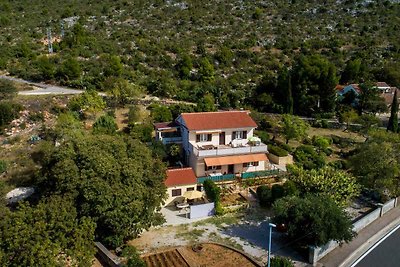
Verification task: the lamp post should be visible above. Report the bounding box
[267,223,276,267]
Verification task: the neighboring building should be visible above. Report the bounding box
[376,82,391,93]
[336,84,361,100]
[154,121,182,145]
[381,87,400,108]
[164,167,198,206]
[175,111,269,178]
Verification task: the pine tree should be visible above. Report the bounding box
[387,90,398,132]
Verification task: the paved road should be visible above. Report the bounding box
[0,75,84,95]
[353,226,400,267]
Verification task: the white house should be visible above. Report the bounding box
[164,167,198,206]
[175,111,269,178]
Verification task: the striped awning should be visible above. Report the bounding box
[204,153,268,166]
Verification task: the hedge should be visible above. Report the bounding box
[269,145,289,157]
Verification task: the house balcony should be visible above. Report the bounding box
[190,142,268,157]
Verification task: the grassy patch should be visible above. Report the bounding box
[207,232,243,251]
[193,214,241,228]
[175,228,205,242]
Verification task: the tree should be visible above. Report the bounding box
[196,94,217,112]
[281,114,309,144]
[151,105,173,122]
[357,83,387,115]
[0,79,17,100]
[58,57,81,81]
[0,196,96,266]
[107,78,144,105]
[0,102,22,128]
[387,90,398,132]
[288,165,360,206]
[349,141,400,198]
[339,109,358,131]
[93,114,118,134]
[256,185,272,207]
[198,58,215,83]
[270,257,294,267]
[68,90,106,114]
[36,135,167,247]
[340,59,363,84]
[273,195,354,246]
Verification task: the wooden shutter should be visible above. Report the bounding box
[207,134,212,141]
[196,134,200,142]
[243,131,247,139]
[232,131,236,139]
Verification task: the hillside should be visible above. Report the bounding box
[0,0,399,110]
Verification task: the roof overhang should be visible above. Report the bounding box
[204,153,268,166]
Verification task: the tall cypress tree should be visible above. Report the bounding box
[387,90,398,132]
[286,72,294,114]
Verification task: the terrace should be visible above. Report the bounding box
[190,142,268,157]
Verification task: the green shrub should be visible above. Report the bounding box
[256,185,272,207]
[294,145,326,170]
[271,184,284,202]
[282,180,299,196]
[269,145,289,157]
[255,130,270,144]
[270,256,295,267]
[275,141,293,153]
[0,160,7,174]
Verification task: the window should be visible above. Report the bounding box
[233,131,247,140]
[171,189,182,197]
[243,161,259,167]
[205,165,222,171]
[187,187,194,191]
[196,133,212,142]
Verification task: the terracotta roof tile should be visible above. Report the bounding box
[153,121,178,130]
[180,111,257,131]
[165,168,197,187]
[376,82,390,88]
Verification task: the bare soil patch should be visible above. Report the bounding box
[143,243,259,267]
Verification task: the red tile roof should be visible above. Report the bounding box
[165,168,197,187]
[376,82,390,88]
[180,111,257,131]
[153,121,178,130]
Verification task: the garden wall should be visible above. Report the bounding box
[95,242,121,267]
[267,153,293,165]
[309,197,399,265]
[190,202,215,219]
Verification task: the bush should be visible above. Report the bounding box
[269,145,289,157]
[271,184,285,202]
[203,180,221,203]
[0,160,6,174]
[256,185,272,207]
[254,130,270,144]
[275,141,293,153]
[294,145,326,170]
[282,180,299,196]
[271,256,295,267]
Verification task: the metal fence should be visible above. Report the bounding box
[197,174,235,184]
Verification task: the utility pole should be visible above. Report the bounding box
[267,223,276,267]
[47,27,53,54]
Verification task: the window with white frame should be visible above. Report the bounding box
[232,131,247,140]
[196,133,212,142]
[171,189,182,197]
[205,165,222,171]
[243,161,259,167]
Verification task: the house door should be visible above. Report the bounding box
[228,164,234,174]
[219,132,225,145]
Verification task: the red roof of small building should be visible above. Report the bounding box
[180,111,257,131]
[153,121,178,130]
[376,82,390,88]
[165,168,197,187]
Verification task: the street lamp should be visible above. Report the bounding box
[267,223,276,267]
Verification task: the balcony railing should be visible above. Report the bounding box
[197,174,235,184]
[190,142,268,157]
[241,169,280,179]
[160,136,183,144]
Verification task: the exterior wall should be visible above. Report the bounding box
[268,153,293,166]
[188,127,255,147]
[165,184,197,206]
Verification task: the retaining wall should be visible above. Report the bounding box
[309,197,399,264]
[95,242,121,267]
[267,153,293,165]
